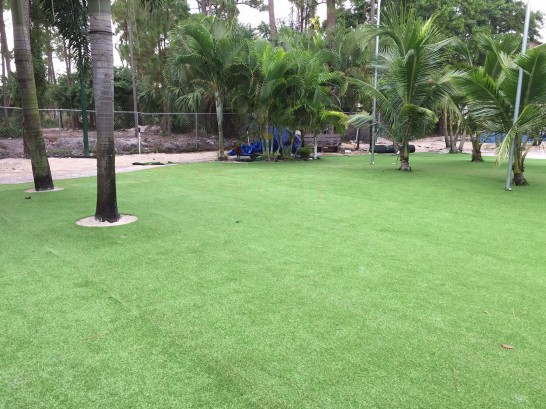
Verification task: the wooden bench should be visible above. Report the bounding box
[303,134,342,153]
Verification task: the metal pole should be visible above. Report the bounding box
[127,15,140,152]
[79,73,90,157]
[505,0,531,191]
[371,0,381,165]
[195,113,199,150]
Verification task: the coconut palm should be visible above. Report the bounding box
[451,34,521,162]
[11,0,54,191]
[170,17,247,160]
[349,7,453,171]
[454,42,546,185]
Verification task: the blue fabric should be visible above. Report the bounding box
[477,133,544,144]
[228,128,301,156]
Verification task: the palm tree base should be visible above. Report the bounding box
[399,161,412,172]
[471,151,483,162]
[514,172,527,186]
[33,175,55,191]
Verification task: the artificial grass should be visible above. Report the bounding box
[1,153,545,408]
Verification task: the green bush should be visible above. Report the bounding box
[297,146,312,159]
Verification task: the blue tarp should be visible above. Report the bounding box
[477,132,545,144]
[228,128,301,156]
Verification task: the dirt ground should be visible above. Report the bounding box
[2,135,545,185]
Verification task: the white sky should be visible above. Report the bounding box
[1,0,545,75]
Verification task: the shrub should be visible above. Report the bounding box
[297,146,311,159]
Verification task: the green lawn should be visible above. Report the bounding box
[1,153,545,408]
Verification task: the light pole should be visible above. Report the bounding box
[370,0,381,165]
[355,102,363,150]
[505,0,532,190]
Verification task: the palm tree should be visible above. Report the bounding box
[289,50,347,159]
[89,0,120,221]
[454,43,546,185]
[42,0,120,221]
[452,34,521,162]
[11,0,54,191]
[170,17,246,160]
[350,7,452,171]
[230,40,294,160]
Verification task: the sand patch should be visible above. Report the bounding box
[76,214,138,227]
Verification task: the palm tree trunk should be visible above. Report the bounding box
[11,0,54,191]
[0,0,11,75]
[1,0,11,119]
[268,0,277,37]
[513,140,527,185]
[45,25,56,85]
[326,0,336,31]
[215,91,226,160]
[399,137,411,171]
[442,110,450,148]
[89,0,120,222]
[471,134,483,162]
[370,0,375,23]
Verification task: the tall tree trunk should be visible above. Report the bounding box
[1,0,11,117]
[326,0,335,31]
[89,0,120,222]
[0,0,12,74]
[370,0,376,23]
[11,0,54,191]
[215,91,226,161]
[63,40,72,85]
[45,25,56,85]
[268,0,277,38]
[399,137,411,171]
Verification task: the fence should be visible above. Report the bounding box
[0,107,247,156]
[0,107,369,157]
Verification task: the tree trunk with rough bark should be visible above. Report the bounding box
[268,0,277,37]
[458,130,465,152]
[370,0,375,23]
[471,134,483,162]
[11,0,54,191]
[45,25,56,84]
[89,0,120,222]
[1,0,11,117]
[326,0,335,31]
[399,138,411,171]
[513,140,527,185]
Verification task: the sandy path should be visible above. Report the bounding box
[0,151,218,185]
[2,137,546,185]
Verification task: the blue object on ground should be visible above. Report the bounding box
[228,128,301,156]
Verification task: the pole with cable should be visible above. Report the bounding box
[370,0,381,165]
[505,0,531,190]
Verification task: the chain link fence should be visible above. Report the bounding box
[0,107,246,157]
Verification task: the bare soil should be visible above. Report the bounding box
[2,135,545,185]
[0,126,222,160]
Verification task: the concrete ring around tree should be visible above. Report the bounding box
[76,215,138,227]
[24,187,64,193]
